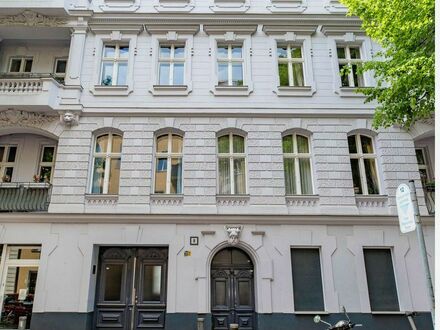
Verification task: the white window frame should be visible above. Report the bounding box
[349,134,380,195]
[277,44,305,87]
[157,44,186,85]
[337,45,364,88]
[37,145,57,183]
[415,148,432,182]
[53,58,68,78]
[8,57,33,73]
[217,133,247,195]
[153,133,184,194]
[90,133,122,195]
[100,44,129,86]
[0,145,17,183]
[283,133,314,195]
[217,44,244,87]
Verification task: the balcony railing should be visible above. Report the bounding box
[424,183,435,215]
[0,182,51,212]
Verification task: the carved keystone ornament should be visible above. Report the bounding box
[225,225,243,245]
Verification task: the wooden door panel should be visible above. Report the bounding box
[95,308,126,329]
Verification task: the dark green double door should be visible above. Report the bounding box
[94,247,168,330]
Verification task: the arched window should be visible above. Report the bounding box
[218,133,246,195]
[282,133,313,195]
[91,133,122,194]
[154,133,183,194]
[348,134,379,195]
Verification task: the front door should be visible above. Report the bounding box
[94,247,168,330]
[211,248,255,330]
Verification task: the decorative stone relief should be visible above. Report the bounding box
[150,195,183,206]
[59,112,80,127]
[285,195,319,207]
[0,10,66,27]
[85,195,118,206]
[225,225,243,245]
[356,196,388,208]
[217,196,249,206]
[0,110,57,127]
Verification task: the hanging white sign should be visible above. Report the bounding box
[396,183,416,233]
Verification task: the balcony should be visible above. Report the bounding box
[0,183,51,212]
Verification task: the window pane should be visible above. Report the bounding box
[292,63,304,87]
[278,63,289,87]
[156,135,168,153]
[231,46,242,59]
[174,46,185,59]
[291,47,302,58]
[160,46,171,58]
[348,136,357,153]
[3,168,13,182]
[8,247,41,260]
[291,249,324,311]
[119,46,129,58]
[299,158,313,194]
[92,158,106,194]
[232,135,245,153]
[103,264,123,301]
[96,135,109,153]
[217,46,228,58]
[339,64,350,87]
[24,59,33,72]
[296,135,309,153]
[0,147,4,162]
[419,169,428,186]
[214,280,227,306]
[173,63,184,85]
[360,135,374,154]
[111,135,122,153]
[7,146,17,162]
[155,158,167,194]
[170,158,182,194]
[415,149,426,165]
[104,45,116,58]
[277,46,288,58]
[42,147,55,162]
[234,158,246,194]
[350,159,363,194]
[282,136,293,153]
[171,135,183,153]
[364,159,380,194]
[284,158,296,195]
[116,62,127,85]
[218,135,230,153]
[232,64,243,86]
[218,158,231,195]
[350,47,361,59]
[364,249,399,311]
[101,62,114,86]
[39,167,52,182]
[143,265,162,302]
[10,59,21,72]
[352,64,364,87]
[55,60,67,74]
[218,63,228,86]
[159,63,170,85]
[337,47,346,59]
[108,158,120,194]
[238,281,250,306]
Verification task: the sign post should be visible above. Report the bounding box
[397,181,435,326]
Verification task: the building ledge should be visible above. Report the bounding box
[337,86,368,98]
[211,85,251,96]
[216,194,250,206]
[275,86,314,97]
[150,194,183,206]
[91,85,131,96]
[85,194,119,206]
[355,195,388,208]
[286,195,319,207]
[150,85,190,96]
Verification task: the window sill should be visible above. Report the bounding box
[216,194,250,206]
[85,194,118,206]
[267,0,307,13]
[91,85,131,96]
[286,195,319,207]
[337,86,368,98]
[211,85,251,96]
[355,195,388,208]
[150,85,190,96]
[150,194,183,206]
[275,86,315,97]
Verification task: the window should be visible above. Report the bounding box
[337,45,364,87]
[363,249,399,311]
[0,145,17,183]
[37,146,56,183]
[217,44,244,87]
[218,134,246,195]
[158,44,185,85]
[291,248,324,311]
[154,134,183,194]
[283,134,313,195]
[415,148,431,187]
[348,134,380,195]
[100,44,129,86]
[277,44,305,87]
[9,57,33,73]
[53,58,67,78]
[91,133,122,194]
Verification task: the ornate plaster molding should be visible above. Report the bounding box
[216,195,249,206]
[0,10,66,27]
[150,194,183,206]
[355,195,388,208]
[59,111,80,127]
[225,225,243,245]
[0,110,58,128]
[286,195,319,207]
[85,194,119,206]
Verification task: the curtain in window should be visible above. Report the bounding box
[284,158,296,195]
[234,158,246,194]
[299,158,313,194]
[219,158,230,194]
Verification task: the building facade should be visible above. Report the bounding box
[0,1,435,330]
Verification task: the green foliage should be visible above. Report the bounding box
[340,0,435,128]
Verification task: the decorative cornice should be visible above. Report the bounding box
[263,24,318,36]
[0,10,66,27]
[0,110,58,128]
[355,195,388,208]
[203,24,258,35]
[217,195,250,206]
[88,23,144,34]
[144,24,200,35]
[150,194,183,206]
[320,24,365,36]
[85,194,118,206]
[286,195,320,207]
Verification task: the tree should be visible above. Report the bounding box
[340,0,435,128]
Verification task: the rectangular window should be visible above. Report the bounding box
[277,44,305,87]
[217,44,244,87]
[363,249,400,312]
[0,145,17,183]
[100,44,129,86]
[37,146,56,183]
[9,57,33,73]
[158,44,185,85]
[337,45,364,87]
[291,248,324,311]
[53,58,67,83]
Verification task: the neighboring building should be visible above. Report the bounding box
[0,1,434,330]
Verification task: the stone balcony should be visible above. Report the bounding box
[0,182,51,212]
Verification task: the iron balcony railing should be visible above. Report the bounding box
[0,182,51,212]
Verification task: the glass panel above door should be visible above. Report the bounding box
[143,265,162,302]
